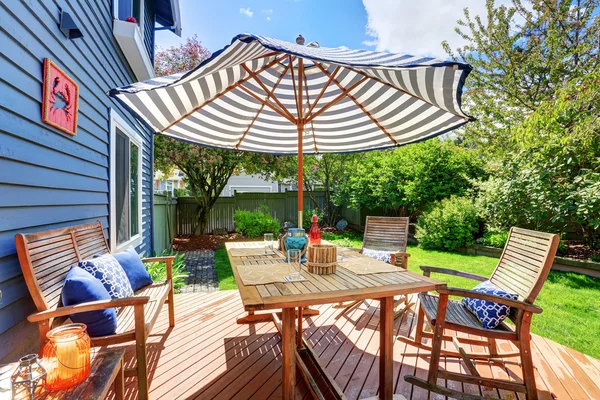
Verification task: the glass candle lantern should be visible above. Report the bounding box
[264,233,274,254]
[42,323,91,391]
[10,354,47,400]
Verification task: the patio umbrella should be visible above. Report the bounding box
[110,34,473,228]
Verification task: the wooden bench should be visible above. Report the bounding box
[15,221,175,400]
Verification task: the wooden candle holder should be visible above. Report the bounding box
[307,244,337,275]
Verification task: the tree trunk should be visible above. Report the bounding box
[194,206,210,235]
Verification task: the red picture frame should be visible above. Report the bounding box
[42,58,79,136]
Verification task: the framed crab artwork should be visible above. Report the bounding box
[42,58,79,136]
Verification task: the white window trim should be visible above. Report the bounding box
[110,109,144,252]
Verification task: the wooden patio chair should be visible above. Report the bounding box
[399,227,559,400]
[335,216,412,319]
[15,222,176,400]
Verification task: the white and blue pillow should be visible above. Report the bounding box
[79,254,134,299]
[362,248,396,264]
[462,280,518,329]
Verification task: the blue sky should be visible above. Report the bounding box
[156,0,370,53]
[155,1,498,59]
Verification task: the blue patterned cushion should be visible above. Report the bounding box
[62,266,117,337]
[79,254,134,299]
[362,248,396,264]
[462,280,518,329]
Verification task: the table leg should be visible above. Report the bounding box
[282,307,297,400]
[379,296,394,400]
[297,306,304,349]
[114,357,125,400]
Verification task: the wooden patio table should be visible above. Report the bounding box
[226,241,446,400]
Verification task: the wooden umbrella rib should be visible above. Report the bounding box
[304,76,368,124]
[237,84,296,124]
[313,62,398,145]
[160,53,289,133]
[242,64,296,123]
[289,55,301,120]
[306,65,340,120]
[346,66,469,121]
[303,72,318,153]
[236,62,292,149]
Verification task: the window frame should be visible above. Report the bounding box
[109,109,144,252]
[113,0,145,28]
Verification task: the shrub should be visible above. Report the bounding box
[234,205,281,238]
[144,250,187,293]
[416,196,480,251]
[591,254,600,263]
[480,230,509,248]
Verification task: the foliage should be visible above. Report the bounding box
[335,140,485,217]
[234,205,281,238]
[173,188,189,197]
[591,254,600,263]
[214,246,237,290]
[154,35,211,76]
[303,207,326,230]
[323,232,600,359]
[416,196,480,251]
[144,251,187,293]
[479,230,509,249]
[444,0,600,153]
[474,69,600,248]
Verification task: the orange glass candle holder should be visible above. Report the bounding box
[42,323,91,391]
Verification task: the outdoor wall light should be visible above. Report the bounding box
[59,10,84,40]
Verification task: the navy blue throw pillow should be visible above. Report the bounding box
[113,247,153,291]
[462,280,518,329]
[80,254,134,299]
[62,266,117,337]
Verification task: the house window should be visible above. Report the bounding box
[166,181,173,193]
[114,0,142,22]
[110,110,143,251]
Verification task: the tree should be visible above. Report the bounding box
[154,37,268,234]
[476,68,600,248]
[335,140,486,218]
[444,0,600,153]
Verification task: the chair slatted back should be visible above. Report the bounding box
[490,227,559,304]
[362,216,409,252]
[15,221,110,312]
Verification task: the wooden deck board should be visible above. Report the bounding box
[104,291,598,400]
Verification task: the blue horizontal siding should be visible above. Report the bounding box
[0,0,156,357]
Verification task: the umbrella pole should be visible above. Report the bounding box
[297,123,303,229]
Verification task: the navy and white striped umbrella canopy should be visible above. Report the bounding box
[110,34,473,154]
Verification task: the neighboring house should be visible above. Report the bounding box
[154,169,186,194]
[0,0,181,362]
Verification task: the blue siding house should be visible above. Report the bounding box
[0,0,181,362]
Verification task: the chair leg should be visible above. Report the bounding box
[415,301,426,343]
[38,321,50,356]
[334,300,362,319]
[168,288,175,328]
[519,312,538,400]
[427,293,448,385]
[134,304,149,400]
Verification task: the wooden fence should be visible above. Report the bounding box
[176,191,329,235]
[154,193,177,253]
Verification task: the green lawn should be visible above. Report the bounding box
[213,232,600,360]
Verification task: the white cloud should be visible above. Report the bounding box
[239,7,253,17]
[362,0,510,59]
[261,9,273,14]
[266,16,271,21]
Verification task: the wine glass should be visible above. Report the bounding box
[287,249,302,281]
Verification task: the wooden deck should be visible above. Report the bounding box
[107,291,600,400]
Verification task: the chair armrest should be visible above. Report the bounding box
[27,297,150,322]
[420,265,487,282]
[141,256,176,263]
[142,256,175,283]
[442,287,543,314]
[391,252,410,257]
